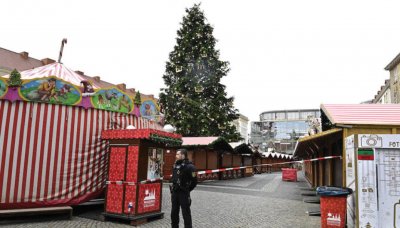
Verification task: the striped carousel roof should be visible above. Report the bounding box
[4,62,99,88]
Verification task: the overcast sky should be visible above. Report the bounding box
[1,0,400,121]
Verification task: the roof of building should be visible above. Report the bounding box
[0,47,49,75]
[321,104,400,125]
[260,109,320,115]
[181,136,234,152]
[182,137,219,146]
[294,128,343,159]
[385,52,400,71]
[230,142,253,154]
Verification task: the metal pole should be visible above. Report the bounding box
[58,38,67,63]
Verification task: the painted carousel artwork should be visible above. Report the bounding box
[0,77,7,98]
[91,88,134,113]
[140,99,160,121]
[19,76,81,105]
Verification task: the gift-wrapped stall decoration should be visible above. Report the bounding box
[101,129,182,225]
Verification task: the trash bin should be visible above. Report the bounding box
[317,186,353,228]
[281,168,297,181]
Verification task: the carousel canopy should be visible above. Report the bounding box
[3,62,94,88]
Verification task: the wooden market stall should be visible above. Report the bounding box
[163,137,234,181]
[101,129,182,225]
[294,104,400,188]
[230,143,255,177]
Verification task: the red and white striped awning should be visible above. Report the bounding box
[4,63,96,88]
[322,104,400,125]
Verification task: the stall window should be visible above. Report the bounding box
[147,148,163,179]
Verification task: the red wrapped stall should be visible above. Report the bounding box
[101,129,182,225]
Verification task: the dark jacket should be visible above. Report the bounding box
[171,159,197,192]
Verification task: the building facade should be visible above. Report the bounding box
[232,114,249,143]
[372,79,391,104]
[250,109,320,154]
[384,52,400,103]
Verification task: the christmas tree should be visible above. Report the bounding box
[159,4,241,141]
[8,69,23,87]
[134,91,142,106]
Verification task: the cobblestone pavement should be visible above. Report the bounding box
[1,173,320,228]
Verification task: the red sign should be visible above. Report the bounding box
[137,183,161,214]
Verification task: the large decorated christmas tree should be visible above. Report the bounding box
[159,4,241,141]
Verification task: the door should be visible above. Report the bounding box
[163,149,176,180]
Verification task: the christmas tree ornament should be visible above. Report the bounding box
[195,85,204,93]
[176,66,182,72]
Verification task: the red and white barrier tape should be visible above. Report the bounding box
[253,155,342,167]
[302,155,341,162]
[197,166,247,175]
[106,178,163,185]
[107,156,342,181]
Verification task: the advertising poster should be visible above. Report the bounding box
[147,148,163,179]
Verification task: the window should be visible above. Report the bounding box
[287,112,299,120]
[275,112,286,120]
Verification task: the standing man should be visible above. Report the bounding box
[170,149,197,228]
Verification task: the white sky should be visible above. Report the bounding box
[1,0,400,121]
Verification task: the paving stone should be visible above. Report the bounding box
[1,173,320,228]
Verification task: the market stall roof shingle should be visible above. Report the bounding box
[182,136,234,152]
[322,104,400,126]
[230,143,253,155]
[294,128,343,159]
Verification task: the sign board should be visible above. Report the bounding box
[357,148,378,227]
[376,149,400,228]
[358,134,400,149]
[137,183,161,214]
[347,134,400,227]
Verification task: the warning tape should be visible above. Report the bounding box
[106,178,163,185]
[106,156,342,181]
[197,166,247,175]
[253,155,342,167]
